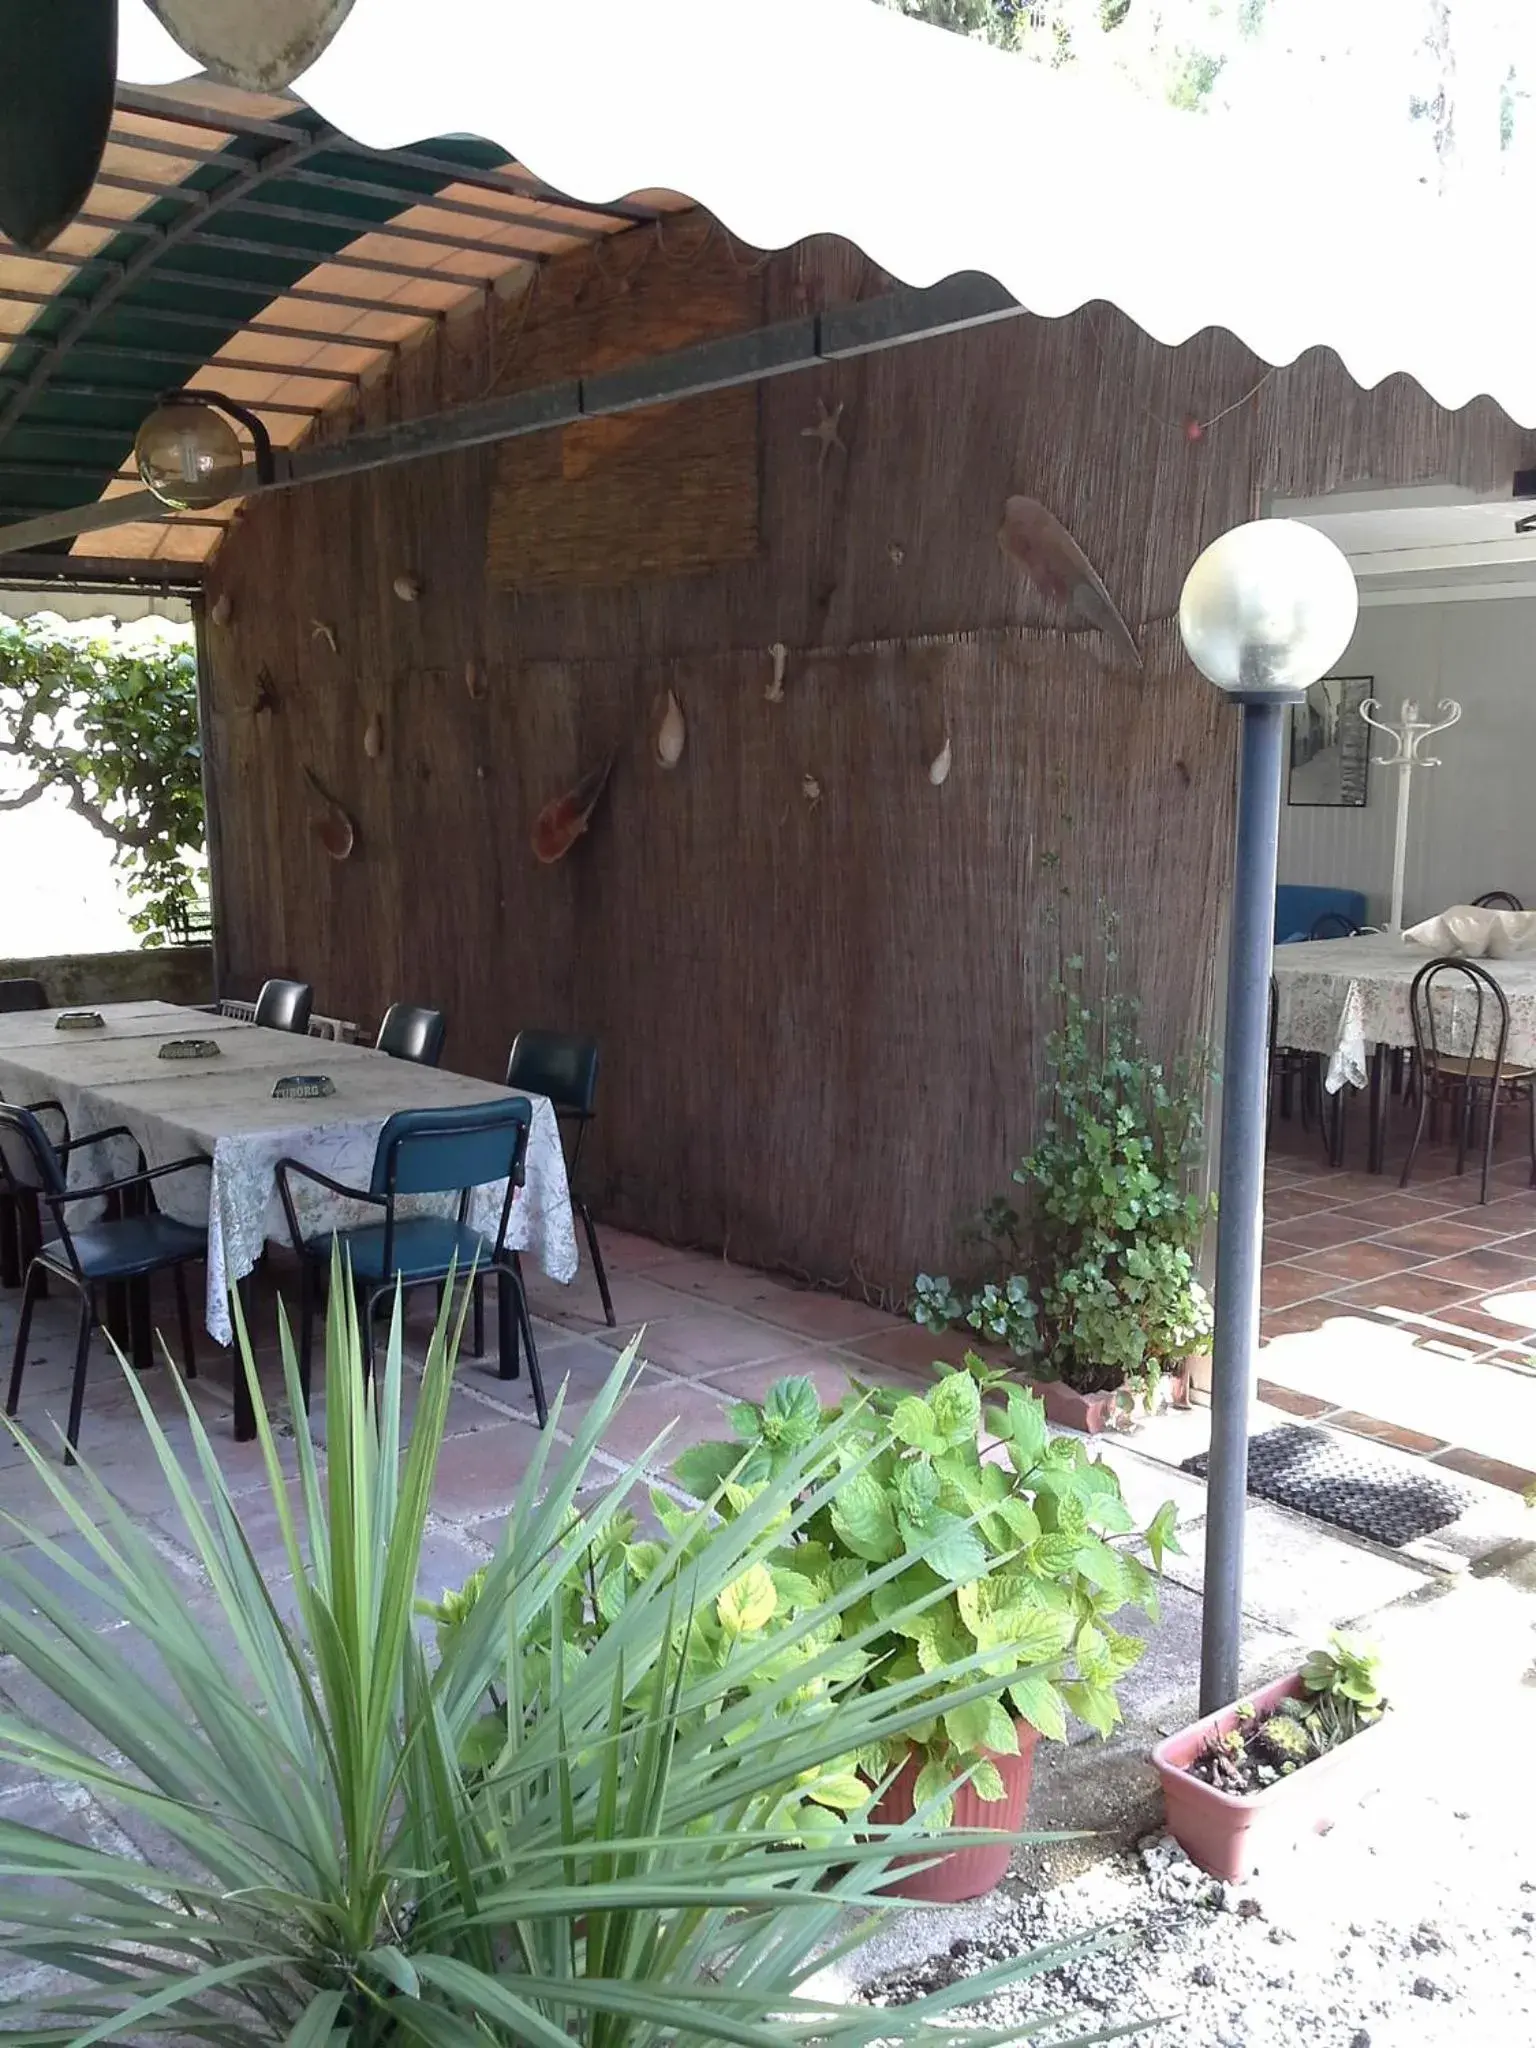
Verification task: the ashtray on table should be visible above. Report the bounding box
[272,1074,334,1100]
[54,1011,105,1031]
[158,1038,221,1060]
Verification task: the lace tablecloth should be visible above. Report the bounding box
[0,1004,578,1344]
[1272,934,1536,1093]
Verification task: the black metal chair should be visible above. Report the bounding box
[0,1094,68,1290]
[506,1029,614,1326]
[1473,891,1524,912]
[0,979,47,1013]
[375,1002,446,1068]
[1308,911,1361,941]
[0,1105,208,1460]
[1400,956,1536,1204]
[253,978,313,1034]
[276,1098,545,1424]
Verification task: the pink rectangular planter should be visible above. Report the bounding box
[1027,1362,1191,1435]
[1153,1671,1391,1884]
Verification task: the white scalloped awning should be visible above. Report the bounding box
[117,0,1536,429]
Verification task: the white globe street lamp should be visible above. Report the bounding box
[1178,519,1358,1714]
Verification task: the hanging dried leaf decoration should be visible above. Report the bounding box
[311,619,339,654]
[465,660,487,701]
[766,643,788,703]
[997,495,1143,672]
[654,689,686,769]
[363,711,384,760]
[302,766,356,861]
[532,754,616,865]
[801,772,822,808]
[392,573,421,603]
[928,733,953,786]
[210,592,233,628]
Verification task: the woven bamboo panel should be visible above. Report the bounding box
[201,217,1536,1300]
[484,220,762,589]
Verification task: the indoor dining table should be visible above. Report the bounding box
[1270,931,1536,1170]
[0,1001,579,1436]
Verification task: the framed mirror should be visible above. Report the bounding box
[1288,674,1372,808]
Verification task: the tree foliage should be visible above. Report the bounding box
[0,611,205,945]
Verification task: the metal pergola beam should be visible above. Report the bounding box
[0,552,203,590]
[286,166,610,242]
[0,274,1023,553]
[0,292,401,358]
[0,127,333,445]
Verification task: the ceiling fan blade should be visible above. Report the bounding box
[0,0,117,253]
[144,0,356,91]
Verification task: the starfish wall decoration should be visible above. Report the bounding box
[801,398,847,475]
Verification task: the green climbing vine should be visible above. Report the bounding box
[0,612,206,946]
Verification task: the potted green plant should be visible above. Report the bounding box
[1153,1635,1389,1883]
[913,945,1214,1431]
[0,1266,1129,2043]
[669,1358,1181,1901]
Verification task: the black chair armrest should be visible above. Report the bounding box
[22,1098,71,1148]
[52,1153,211,1207]
[274,1156,383,1255]
[59,1123,143,1165]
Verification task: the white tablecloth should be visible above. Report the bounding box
[1272,934,1536,1093]
[0,1003,578,1343]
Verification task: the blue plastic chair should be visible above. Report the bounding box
[275,1098,545,1424]
[0,1104,208,1461]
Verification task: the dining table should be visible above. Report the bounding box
[0,1001,579,1437]
[1271,930,1536,1171]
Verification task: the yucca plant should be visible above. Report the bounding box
[0,1256,1136,2046]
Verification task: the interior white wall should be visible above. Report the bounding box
[1277,594,1536,925]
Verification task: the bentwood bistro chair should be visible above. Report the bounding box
[1400,955,1536,1204]
[1473,891,1525,912]
[0,1104,208,1460]
[276,1098,546,1423]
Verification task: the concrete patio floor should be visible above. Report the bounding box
[1,1220,1534,2030]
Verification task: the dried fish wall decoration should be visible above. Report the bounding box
[392,573,421,603]
[532,754,616,865]
[654,689,686,768]
[363,711,384,760]
[997,496,1143,672]
[302,766,356,861]
[928,733,953,785]
[766,643,788,703]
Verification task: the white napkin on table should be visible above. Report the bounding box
[1403,904,1536,959]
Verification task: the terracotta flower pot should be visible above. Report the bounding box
[1153,1671,1391,1884]
[1023,1362,1190,1435]
[869,1720,1039,1902]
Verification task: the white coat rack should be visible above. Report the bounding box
[1357,696,1462,935]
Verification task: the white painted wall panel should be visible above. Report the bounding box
[1278,596,1536,925]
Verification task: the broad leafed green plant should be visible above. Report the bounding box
[0,1258,1135,2046]
[663,1358,1180,1822]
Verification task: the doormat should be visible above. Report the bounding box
[1182,1423,1472,1548]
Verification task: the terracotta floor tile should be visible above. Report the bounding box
[1430,1302,1536,1348]
[1332,1271,1479,1317]
[1258,1210,1372,1251]
[1430,1445,1536,1496]
[1254,1379,1336,1418]
[427,1423,547,1525]
[1326,1409,1449,1456]
[1437,1193,1536,1232]
[1487,1229,1536,1258]
[1417,1247,1536,1292]
[725,1285,898,1345]
[592,1228,680,1274]
[1482,1349,1536,1379]
[1371,1217,1508,1258]
[708,1354,904,1409]
[844,1321,1007,1375]
[1260,1261,1337,1311]
[1262,1235,1315,1264]
[1258,1300,1338,1341]
[583,1379,742,1470]
[598,1308,806,1376]
[1264,1186,1352,1222]
[1292,1241,1420,1285]
[1326,1193,1468,1229]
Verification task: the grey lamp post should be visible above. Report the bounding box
[1178,518,1359,1715]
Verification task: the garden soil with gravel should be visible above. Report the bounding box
[863,1784,1534,2047]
